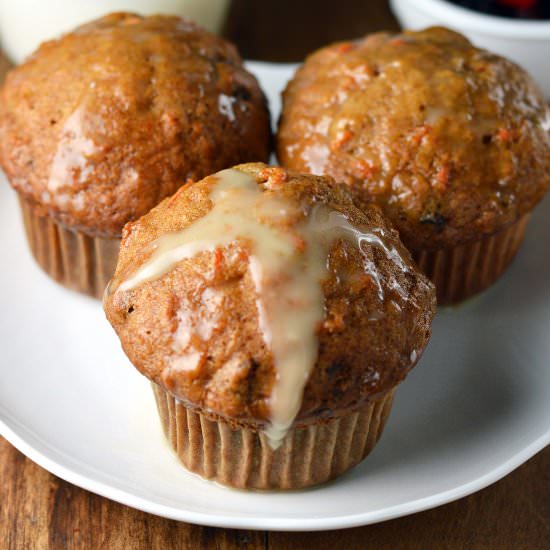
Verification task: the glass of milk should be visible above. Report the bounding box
[0,0,231,63]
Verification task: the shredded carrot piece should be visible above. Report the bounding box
[497,128,515,142]
[213,248,223,272]
[331,129,353,151]
[293,236,306,253]
[324,310,345,331]
[411,125,431,146]
[168,184,187,206]
[259,167,288,185]
[340,76,357,92]
[122,221,135,240]
[355,159,376,180]
[336,42,353,54]
[436,165,449,187]
[238,249,249,263]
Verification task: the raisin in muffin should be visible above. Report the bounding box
[277,27,550,304]
[0,13,270,297]
[104,163,435,489]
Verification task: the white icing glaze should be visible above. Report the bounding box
[424,105,448,125]
[118,168,410,448]
[301,144,330,176]
[218,93,237,122]
[169,286,223,375]
[48,108,97,197]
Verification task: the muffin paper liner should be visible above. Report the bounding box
[153,384,395,490]
[412,215,530,306]
[19,197,120,298]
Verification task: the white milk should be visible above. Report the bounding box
[0,0,230,63]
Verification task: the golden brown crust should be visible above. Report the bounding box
[277,27,550,250]
[0,13,270,237]
[104,163,435,428]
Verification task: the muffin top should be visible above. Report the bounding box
[104,163,435,446]
[0,13,270,238]
[277,27,550,250]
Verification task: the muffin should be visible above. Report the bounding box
[0,13,270,297]
[104,163,435,490]
[277,27,550,305]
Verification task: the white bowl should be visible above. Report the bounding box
[390,0,550,98]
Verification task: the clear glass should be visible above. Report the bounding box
[0,0,231,63]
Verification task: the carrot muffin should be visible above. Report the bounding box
[277,27,550,304]
[0,13,270,297]
[104,163,435,490]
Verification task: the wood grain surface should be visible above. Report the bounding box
[1,1,549,548]
[1,438,548,550]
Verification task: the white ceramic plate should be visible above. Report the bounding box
[1,62,549,531]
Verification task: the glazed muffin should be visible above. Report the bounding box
[104,162,435,490]
[0,13,270,297]
[277,27,550,305]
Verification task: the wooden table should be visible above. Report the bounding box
[1,2,548,548]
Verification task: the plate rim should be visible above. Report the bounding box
[2,414,548,531]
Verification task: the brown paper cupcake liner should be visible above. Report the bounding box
[153,383,395,490]
[19,197,120,298]
[412,215,530,306]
